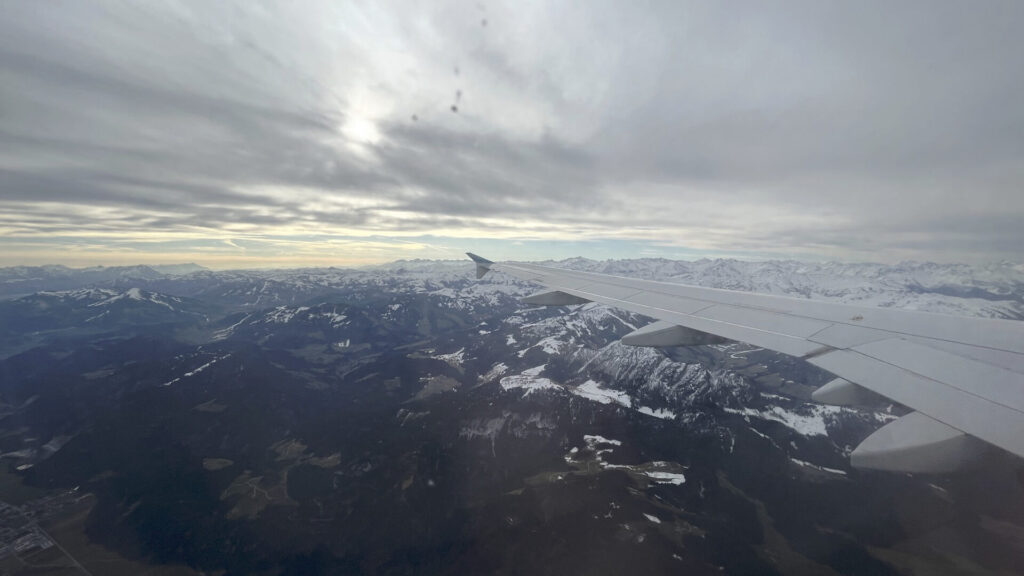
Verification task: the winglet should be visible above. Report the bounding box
[466,252,493,279]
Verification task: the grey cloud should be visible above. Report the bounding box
[0,49,387,190]
[375,123,599,217]
[1,0,1022,262]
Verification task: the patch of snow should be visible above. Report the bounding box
[644,471,687,485]
[643,513,662,524]
[747,426,780,449]
[572,380,632,408]
[874,411,900,423]
[583,434,622,446]
[432,348,465,366]
[42,435,71,454]
[500,374,560,396]
[264,306,309,323]
[480,362,509,382]
[569,381,675,420]
[315,310,348,326]
[534,336,563,354]
[637,406,676,420]
[162,354,231,386]
[724,404,842,436]
[88,289,132,307]
[213,313,251,341]
[522,364,546,376]
[146,293,177,311]
[84,310,109,323]
[790,457,847,476]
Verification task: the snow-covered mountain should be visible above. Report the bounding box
[180,257,1024,319]
[536,257,1024,319]
[149,263,207,275]
[0,287,211,334]
[452,297,898,471]
[3,257,1019,444]
[0,264,176,297]
[5,257,1020,317]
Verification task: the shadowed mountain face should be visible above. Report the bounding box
[0,259,1022,575]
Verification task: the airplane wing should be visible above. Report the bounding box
[468,253,1024,473]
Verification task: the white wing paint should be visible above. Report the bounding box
[468,253,1024,473]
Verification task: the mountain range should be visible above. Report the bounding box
[0,257,1021,575]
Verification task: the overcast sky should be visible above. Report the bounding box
[1,0,1022,268]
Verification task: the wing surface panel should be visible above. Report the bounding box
[852,339,1024,412]
[695,304,833,338]
[805,323,891,349]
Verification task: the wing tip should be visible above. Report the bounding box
[466,252,493,265]
[467,252,493,278]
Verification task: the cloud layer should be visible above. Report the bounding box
[2,0,1022,266]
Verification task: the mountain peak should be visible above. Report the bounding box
[150,263,208,275]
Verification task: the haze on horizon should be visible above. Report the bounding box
[2,1,1022,269]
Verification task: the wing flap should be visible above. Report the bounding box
[810,342,1024,459]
